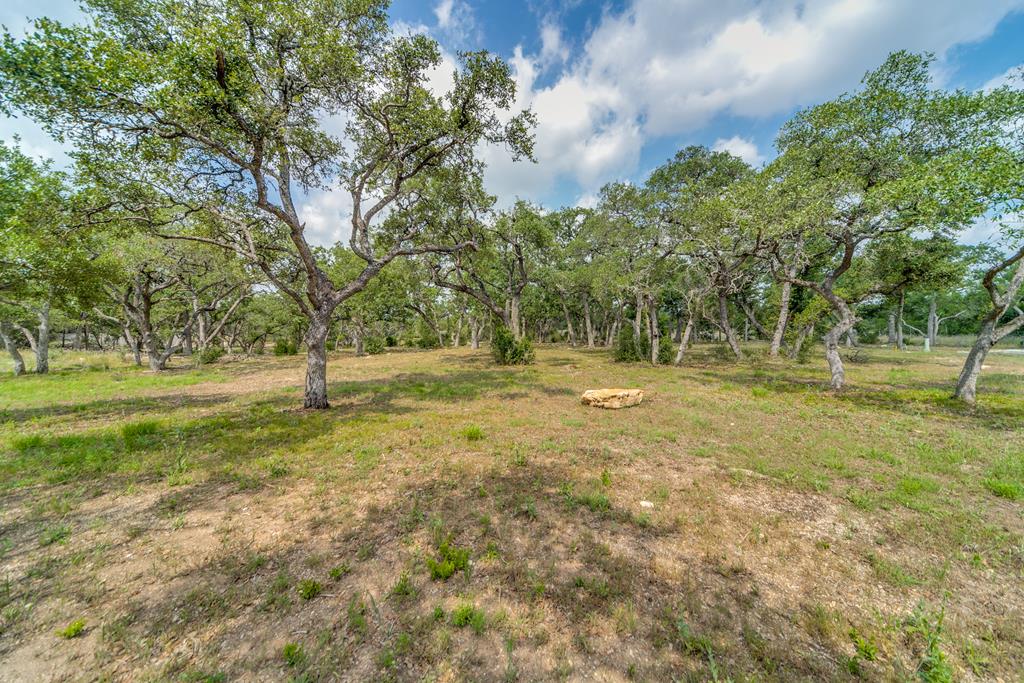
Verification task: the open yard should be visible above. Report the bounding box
[0,345,1021,682]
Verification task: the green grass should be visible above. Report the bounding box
[0,344,1021,681]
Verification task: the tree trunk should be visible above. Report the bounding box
[304,318,330,409]
[470,318,480,349]
[583,299,595,348]
[823,312,856,390]
[35,303,50,374]
[509,295,522,340]
[674,316,694,366]
[789,322,814,360]
[0,323,26,376]
[954,319,995,405]
[770,279,792,357]
[895,289,906,351]
[926,297,938,349]
[562,300,577,347]
[887,310,897,346]
[647,295,660,365]
[718,292,742,358]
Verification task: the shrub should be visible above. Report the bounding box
[59,619,86,639]
[461,425,484,441]
[613,326,646,362]
[282,642,305,667]
[427,539,470,581]
[273,339,298,356]
[364,336,385,355]
[194,346,225,365]
[296,579,322,600]
[491,325,534,365]
[451,603,487,633]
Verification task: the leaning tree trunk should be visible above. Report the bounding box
[769,280,793,358]
[673,315,694,366]
[822,311,857,390]
[954,318,995,405]
[304,317,331,409]
[718,292,742,359]
[561,300,577,347]
[0,322,26,376]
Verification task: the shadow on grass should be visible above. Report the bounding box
[3,459,884,682]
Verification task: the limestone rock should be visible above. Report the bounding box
[580,388,644,409]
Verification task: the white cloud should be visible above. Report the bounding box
[539,19,569,67]
[299,189,353,248]
[478,0,1024,205]
[434,0,455,28]
[712,136,764,166]
[432,0,478,45]
[982,63,1024,91]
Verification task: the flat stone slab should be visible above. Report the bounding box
[580,388,644,409]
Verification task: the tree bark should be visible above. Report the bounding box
[561,300,577,347]
[304,318,330,409]
[647,295,660,365]
[34,302,50,374]
[583,299,595,348]
[895,288,906,351]
[0,322,25,376]
[718,292,742,358]
[769,279,792,357]
[927,297,938,349]
[673,315,694,366]
[887,310,897,346]
[823,309,857,390]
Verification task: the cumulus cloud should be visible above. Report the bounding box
[477,0,1023,204]
[433,0,479,45]
[982,63,1024,91]
[299,189,353,248]
[712,136,764,166]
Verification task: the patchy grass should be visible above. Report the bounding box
[0,344,1022,680]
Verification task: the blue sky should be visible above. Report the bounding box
[3,0,1023,245]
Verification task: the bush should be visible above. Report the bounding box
[273,339,298,356]
[194,346,225,365]
[364,337,385,355]
[491,325,534,365]
[614,326,672,363]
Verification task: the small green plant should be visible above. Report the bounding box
[390,572,416,599]
[59,619,86,639]
[121,420,159,449]
[427,539,470,581]
[194,346,225,365]
[491,325,534,365]
[329,563,351,580]
[347,595,368,636]
[273,339,298,355]
[40,523,70,546]
[282,642,305,667]
[849,627,878,660]
[451,602,487,634]
[461,425,485,441]
[905,603,953,683]
[296,579,322,600]
[432,605,445,621]
[364,336,386,355]
[982,452,1023,500]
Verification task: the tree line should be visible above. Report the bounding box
[1,0,1022,409]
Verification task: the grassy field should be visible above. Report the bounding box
[0,343,1021,682]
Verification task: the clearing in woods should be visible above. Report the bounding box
[0,345,1022,681]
